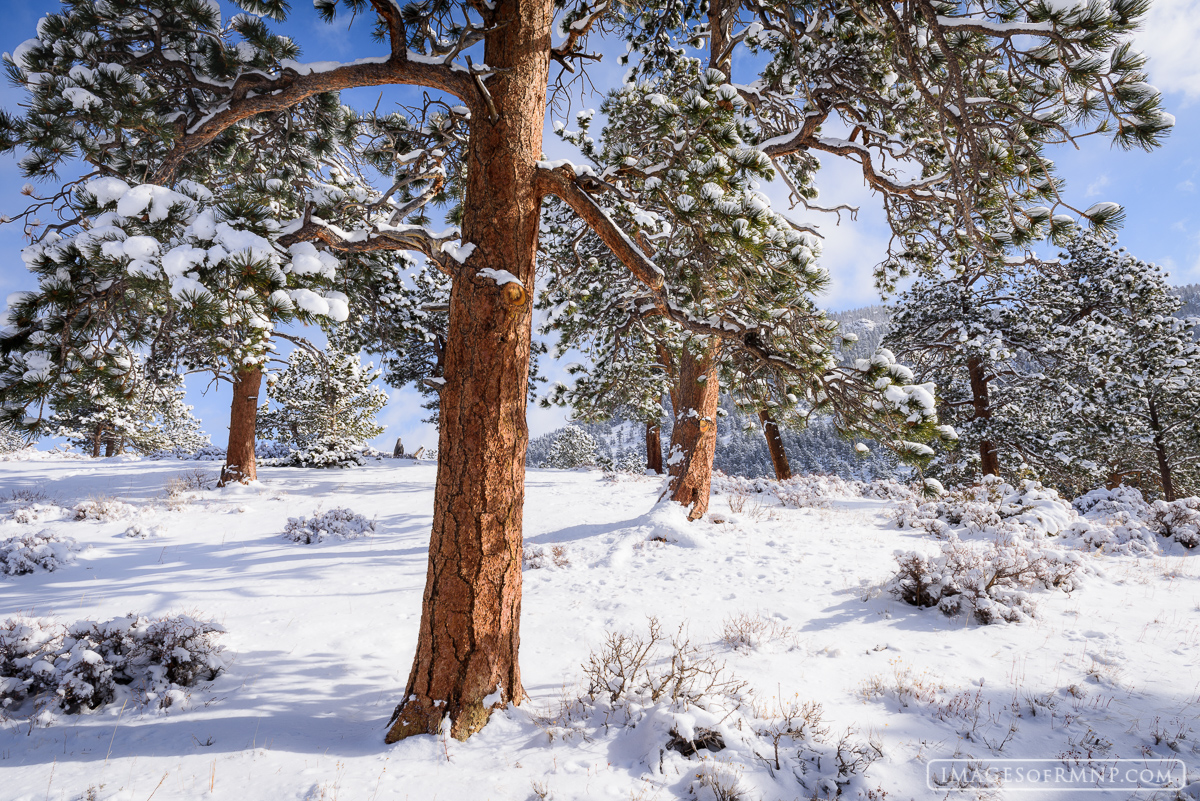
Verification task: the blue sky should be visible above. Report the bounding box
[1,0,1198,452]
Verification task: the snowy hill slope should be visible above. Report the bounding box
[0,458,1197,800]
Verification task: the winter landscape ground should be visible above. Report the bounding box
[1,454,1197,801]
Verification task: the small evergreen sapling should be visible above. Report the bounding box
[0,424,25,454]
[545,425,599,469]
[257,344,387,468]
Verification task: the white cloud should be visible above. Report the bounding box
[1178,179,1196,192]
[1086,174,1110,197]
[1137,0,1200,100]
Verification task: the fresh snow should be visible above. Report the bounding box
[478,267,523,287]
[440,241,475,264]
[0,459,1196,800]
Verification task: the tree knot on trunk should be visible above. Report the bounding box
[500,281,527,309]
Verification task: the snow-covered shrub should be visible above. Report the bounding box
[889,533,1082,624]
[0,616,62,703]
[270,437,368,469]
[255,440,293,460]
[1061,517,1158,555]
[283,508,375,544]
[73,497,137,521]
[862,478,915,501]
[711,473,777,499]
[544,425,598,469]
[1072,486,1151,519]
[0,531,79,575]
[123,523,162,539]
[1067,486,1198,550]
[891,477,1083,543]
[0,613,225,715]
[711,472,866,510]
[1148,497,1200,548]
[138,615,227,688]
[598,450,646,475]
[559,619,877,798]
[147,444,226,461]
[191,445,227,461]
[9,503,67,525]
[0,446,86,463]
[3,489,66,524]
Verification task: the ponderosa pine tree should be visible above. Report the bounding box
[0,0,1171,741]
[884,264,1048,482]
[540,63,945,507]
[52,357,208,457]
[1033,233,1200,499]
[0,12,372,484]
[256,342,388,467]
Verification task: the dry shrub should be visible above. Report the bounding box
[719,612,794,652]
[559,619,881,798]
[163,468,216,509]
[523,544,570,570]
[755,696,829,770]
[691,761,749,801]
[2,486,50,504]
[584,618,746,711]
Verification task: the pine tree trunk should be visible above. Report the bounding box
[104,438,116,458]
[1148,396,1176,501]
[759,409,792,481]
[220,366,262,486]
[91,423,103,458]
[967,357,1000,477]
[666,338,722,520]
[386,0,549,743]
[645,421,663,474]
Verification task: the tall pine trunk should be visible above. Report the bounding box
[645,421,664,474]
[1148,397,1176,501]
[386,0,550,743]
[759,410,792,481]
[220,366,262,486]
[91,423,104,458]
[666,338,722,520]
[967,357,1000,477]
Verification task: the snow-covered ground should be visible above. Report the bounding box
[1,457,1198,800]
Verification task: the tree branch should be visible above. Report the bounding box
[537,164,797,370]
[155,56,473,185]
[277,217,460,276]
